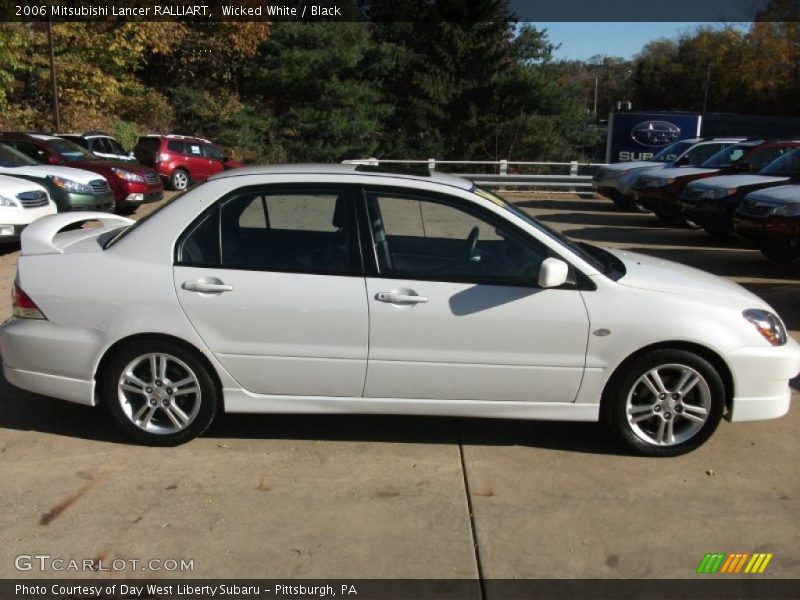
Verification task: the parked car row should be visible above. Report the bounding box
[0,131,242,242]
[593,139,800,263]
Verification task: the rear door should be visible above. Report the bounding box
[184,142,211,180]
[173,184,368,397]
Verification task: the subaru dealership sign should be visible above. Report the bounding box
[606,112,702,163]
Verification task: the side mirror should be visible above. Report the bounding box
[538,257,569,288]
[47,154,60,165]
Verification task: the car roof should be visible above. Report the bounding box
[208,163,474,190]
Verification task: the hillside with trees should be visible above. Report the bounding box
[1,5,798,163]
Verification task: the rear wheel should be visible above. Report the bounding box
[170,168,190,191]
[603,349,724,456]
[102,339,219,446]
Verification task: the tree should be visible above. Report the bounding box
[241,22,393,162]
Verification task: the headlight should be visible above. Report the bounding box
[743,309,787,346]
[0,195,18,207]
[774,203,800,217]
[700,187,737,199]
[48,176,91,193]
[608,169,630,179]
[647,178,674,188]
[111,168,144,183]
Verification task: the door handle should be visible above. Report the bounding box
[375,290,428,304]
[182,281,233,293]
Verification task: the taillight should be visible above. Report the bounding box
[11,284,46,320]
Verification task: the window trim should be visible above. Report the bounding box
[173,183,365,278]
[355,185,591,290]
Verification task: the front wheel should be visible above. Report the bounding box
[759,239,799,263]
[103,339,220,445]
[603,349,725,456]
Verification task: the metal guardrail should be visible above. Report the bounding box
[343,158,609,195]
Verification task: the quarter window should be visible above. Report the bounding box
[364,191,550,286]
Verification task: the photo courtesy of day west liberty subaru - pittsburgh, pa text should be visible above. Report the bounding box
[39,3,343,17]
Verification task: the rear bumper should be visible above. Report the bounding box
[0,317,102,406]
[3,364,94,406]
[727,341,800,422]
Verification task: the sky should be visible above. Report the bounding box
[537,22,708,61]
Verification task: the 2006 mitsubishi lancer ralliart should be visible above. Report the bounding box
[1,164,798,455]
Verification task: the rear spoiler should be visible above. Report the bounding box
[20,212,134,256]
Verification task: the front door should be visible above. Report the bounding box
[173,185,368,397]
[360,188,590,402]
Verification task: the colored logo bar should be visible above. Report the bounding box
[697,553,773,574]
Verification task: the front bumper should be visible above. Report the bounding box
[57,190,115,212]
[726,339,800,422]
[735,214,800,238]
[117,189,164,208]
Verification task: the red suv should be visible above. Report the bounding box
[133,134,244,191]
[0,132,164,212]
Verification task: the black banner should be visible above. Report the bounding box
[3,579,800,600]
[1,0,797,23]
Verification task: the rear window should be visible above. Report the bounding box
[134,137,160,166]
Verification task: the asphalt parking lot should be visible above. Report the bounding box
[0,192,798,582]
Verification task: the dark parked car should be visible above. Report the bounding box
[0,132,163,212]
[734,185,800,262]
[56,131,137,163]
[679,147,800,238]
[632,140,800,225]
[133,134,244,191]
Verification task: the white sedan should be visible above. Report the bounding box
[1,165,798,455]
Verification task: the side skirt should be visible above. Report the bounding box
[223,389,600,422]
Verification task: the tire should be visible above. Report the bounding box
[102,339,220,446]
[602,349,725,457]
[169,168,190,191]
[702,222,733,239]
[759,240,799,263]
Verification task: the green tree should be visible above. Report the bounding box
[241,22,393,162]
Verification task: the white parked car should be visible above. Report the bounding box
[1,165,797,455]
[0,174,57,242]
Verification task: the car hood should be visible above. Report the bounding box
[0,173,48,194]
[608,248,765,307]
[744,184,800,204]
[656,167,719,180]
[0,164,104,184]
[689,174,790,190]
[86,160,154,174]
[603,161,658,172]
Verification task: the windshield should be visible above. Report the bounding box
[700,143,750,168]
[0,143,39,167]
[473,186,625,280]
[651,140,694,163]
[50,139,98,163]
[759,148,800,177]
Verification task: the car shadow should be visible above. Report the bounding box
[0,366,625,456]
[0,242,20,257]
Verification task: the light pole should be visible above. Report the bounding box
[46,18,60,131]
